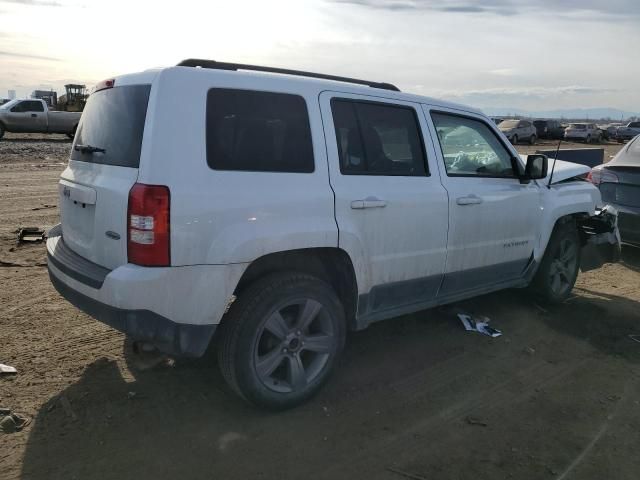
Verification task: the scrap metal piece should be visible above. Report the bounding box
[17,227,46,243]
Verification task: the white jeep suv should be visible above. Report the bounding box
[47,60,620,409]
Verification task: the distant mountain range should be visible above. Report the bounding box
[480,107,639,121]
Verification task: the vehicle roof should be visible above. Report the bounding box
[111,65,482,116]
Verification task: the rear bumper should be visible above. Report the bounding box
[46,225,247,357]
[49,272,216,357]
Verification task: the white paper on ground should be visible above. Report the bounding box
[457,314,502,338]
[0,363,17,374]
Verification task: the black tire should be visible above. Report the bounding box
[217,272,346,410]
[66,125,77,140]
[529,134,537,145]
[531,220,581,304]
[0,123,5,140]
[597,134,603,143]
[511,135,518,145]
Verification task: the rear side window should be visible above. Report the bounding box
[206,89,314,173]
[71,84,151,168]
[330,99,427,176]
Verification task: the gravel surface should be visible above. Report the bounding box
[1,133,639,480]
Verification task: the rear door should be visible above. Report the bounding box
[319,92,448,316]
[59,82,151,269]
[425,107,542,295]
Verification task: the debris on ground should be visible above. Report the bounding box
[0,363,17,374]
[17,227,46,243]
[524,346,536,355]
[465,415,488,427]
[30,204,56,211]
[457,313,502,338]
[0,410,30,434]
[629,335,640,344]
[386,466,428,480]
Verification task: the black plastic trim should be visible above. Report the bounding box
[46,231,110,289]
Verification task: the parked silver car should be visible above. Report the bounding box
[498,119,537,144]
[589,135,640,246]
[0,99,81,139]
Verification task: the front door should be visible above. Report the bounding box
[424,107,542,296]
[319,92,449,319]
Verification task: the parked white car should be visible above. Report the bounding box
[564,123,602,143]
[497,119,537,145]
[47,60,620,409]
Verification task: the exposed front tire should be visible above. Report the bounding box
[511,135,518,145]
[217,272,346,410]
[0,124,5,140]
[531,220,581,304]
[529,134,537,145]
[585,135,591,144]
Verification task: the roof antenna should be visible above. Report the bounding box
[547,137,562,189]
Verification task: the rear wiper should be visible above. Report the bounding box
[74,144,106,154]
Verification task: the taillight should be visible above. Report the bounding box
[94,78,115,93]
[127,183,170,266]
[588,168,618,186]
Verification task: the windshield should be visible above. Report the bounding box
[71,84,150,168]
[569,124,586,129]
[0,99,19,110]
[499,120,519,128]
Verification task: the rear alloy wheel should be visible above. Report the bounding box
[531,220,581,303]
[511,134,518,145]
[529,134,537,145]
[217,272,346,410]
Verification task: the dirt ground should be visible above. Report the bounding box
[1,134,639,480]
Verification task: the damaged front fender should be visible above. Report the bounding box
[578,206,622,272]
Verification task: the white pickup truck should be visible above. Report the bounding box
[0,98,81,139]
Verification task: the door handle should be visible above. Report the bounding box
[456,195,482,206]
[31,114,37,118]
[351,198,387,209]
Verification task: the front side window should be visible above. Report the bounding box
[330,99,427,176]
[206,89,314,173]
[431,112,516,178]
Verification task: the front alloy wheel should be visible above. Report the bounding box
[547,237,579,298]
[531,220,581,303]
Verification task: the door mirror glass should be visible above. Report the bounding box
[525,154,548,179]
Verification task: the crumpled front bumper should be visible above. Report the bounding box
[579,206,622,272]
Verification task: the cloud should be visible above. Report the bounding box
[488,68,518,76]
[435,85,618,105]
[0,0,62,5]
[0,50,60,61]
[329,0,640,17]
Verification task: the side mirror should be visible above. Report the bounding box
[524,154,548,180]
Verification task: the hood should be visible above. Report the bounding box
[519,155,590,184]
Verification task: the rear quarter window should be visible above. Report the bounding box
[71,84,151,168]
[206,89,314,173]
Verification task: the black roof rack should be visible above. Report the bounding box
[177,59,400,92]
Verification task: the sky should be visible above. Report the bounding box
[0,0,639,114]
